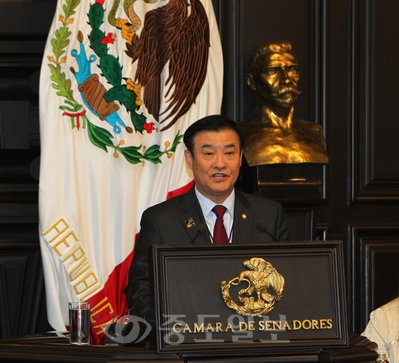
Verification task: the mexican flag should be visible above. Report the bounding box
[38,0,223,345]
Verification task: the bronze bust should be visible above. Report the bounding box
[240,41,329,166]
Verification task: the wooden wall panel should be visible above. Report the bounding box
[350,225,399,332]
[0,0,56,339]
[347,0,399,331]
[351,0,399,202]
[285,207,314,241]
[0,0,56,39]
[0,224,49,339]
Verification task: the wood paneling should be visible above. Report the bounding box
[351,0,399,202]
[0,224,50,339]
[285,207,314,241]
[351,225,399,330]
[0,0,55,339]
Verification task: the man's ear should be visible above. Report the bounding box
[246,73,256,91]
[184,149,193,170]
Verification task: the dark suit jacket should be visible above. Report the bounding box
[124,186,290,320]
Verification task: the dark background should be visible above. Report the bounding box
[0,0,398,339]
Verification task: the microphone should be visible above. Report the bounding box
[190,223,207,244]
[255,221,281,242]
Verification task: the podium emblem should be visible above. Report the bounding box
[221,257,284,316]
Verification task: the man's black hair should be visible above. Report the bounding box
[183,114,245,155]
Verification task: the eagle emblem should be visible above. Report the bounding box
[110,0,210,131]
[45,0,210,164]
[221,257,284,317]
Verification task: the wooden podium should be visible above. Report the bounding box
[149,241,378,362]
[151,241,348,353]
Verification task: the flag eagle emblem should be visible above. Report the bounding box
[47,0,210,164]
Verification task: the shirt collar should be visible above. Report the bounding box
[195,187,235,218]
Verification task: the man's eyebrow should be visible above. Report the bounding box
[200,143,237,149]
[223,143,237,149]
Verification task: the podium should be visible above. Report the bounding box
[149,241,378,361]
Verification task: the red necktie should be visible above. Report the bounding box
[212,205,229,243]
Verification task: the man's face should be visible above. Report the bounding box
[253,51,301,108]
[184,129,243,204]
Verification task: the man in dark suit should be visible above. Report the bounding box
[124,114,290,321]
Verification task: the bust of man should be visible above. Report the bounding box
[240,41,329,166]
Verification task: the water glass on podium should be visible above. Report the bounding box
[68,302,90,345]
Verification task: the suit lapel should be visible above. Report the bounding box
[178,187,211,244]
[232,190,254,243]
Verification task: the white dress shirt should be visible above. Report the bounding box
[195,187,235,243]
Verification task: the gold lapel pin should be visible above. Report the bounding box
[185,218,195,228]
[241,214,247,220]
